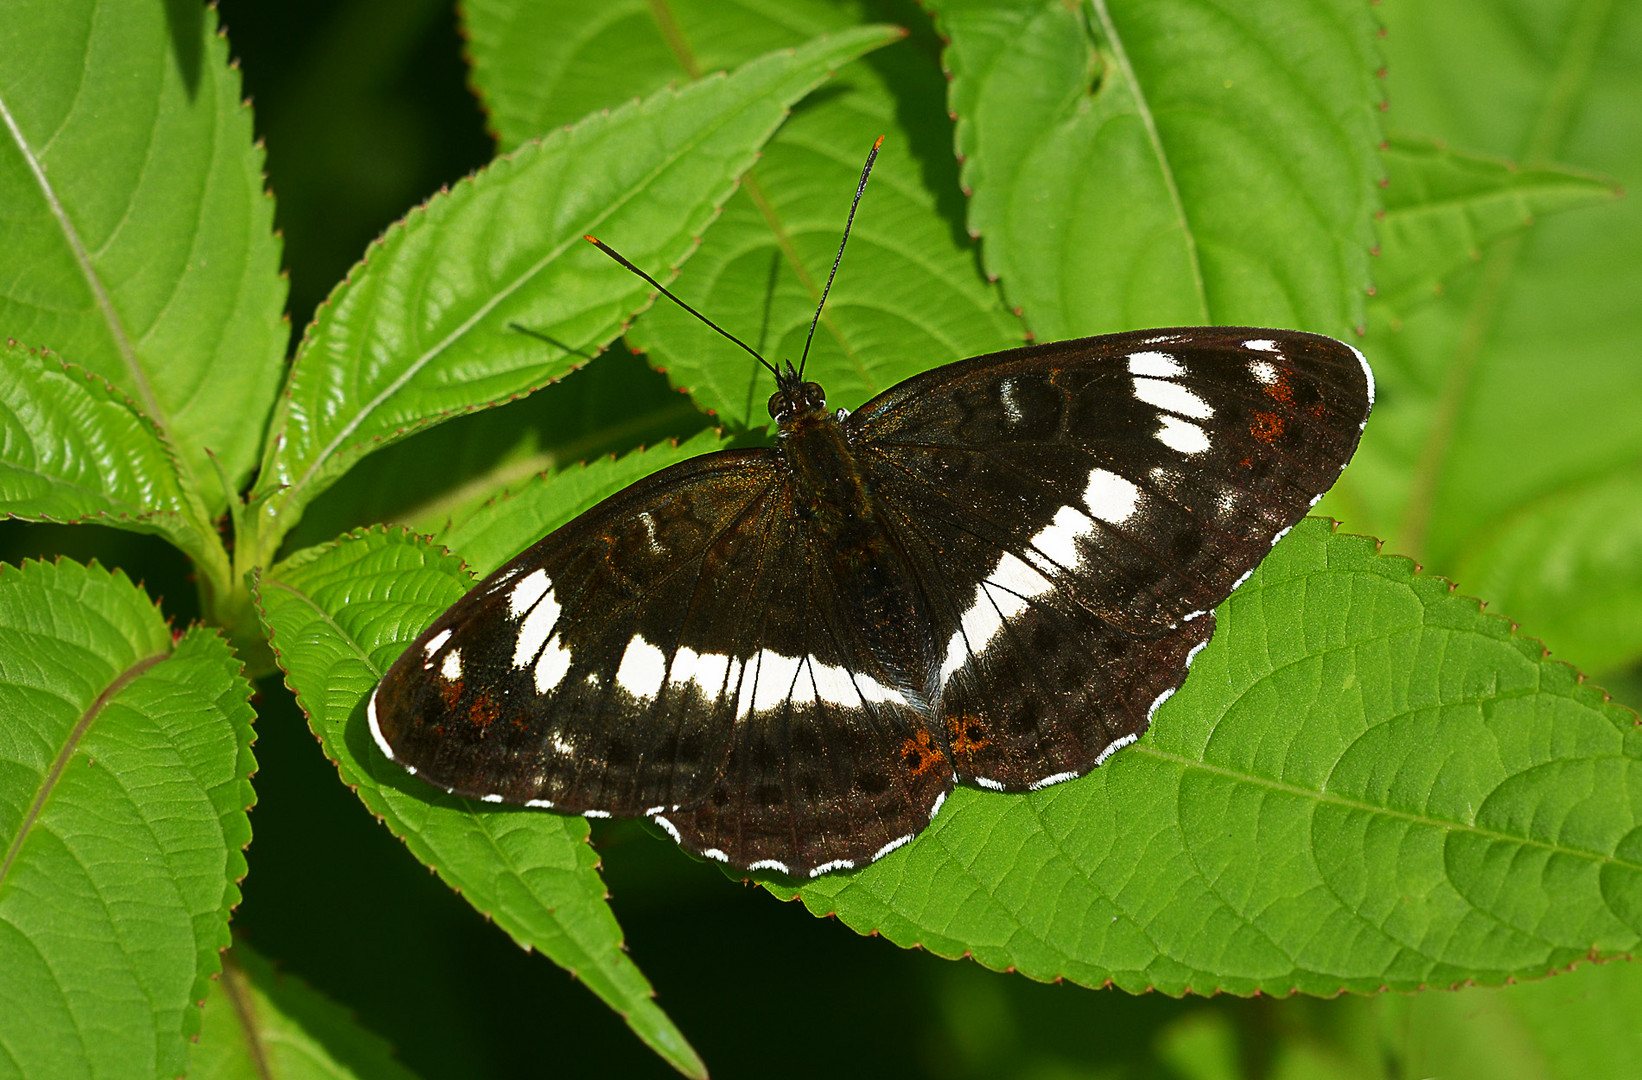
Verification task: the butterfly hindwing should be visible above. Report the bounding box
[659,502,953,875]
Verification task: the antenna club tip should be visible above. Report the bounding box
[584,234,600,244]
[872,135,885,150]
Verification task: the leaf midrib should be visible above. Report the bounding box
[1134,743,1642,874]
[1085,0,1208,320]
[0,92,170,452]
[1396,0,1616,556]
[0,649,171,894]
[219,952,276,1080]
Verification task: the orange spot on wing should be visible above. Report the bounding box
[468,691,500,731]
[439,679,464,709]
[1263,371,1296,407]
[948,713,991,757]
[901,728,946,776]
[1251,411,1285,443]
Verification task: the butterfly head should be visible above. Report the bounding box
[769,360,827,425]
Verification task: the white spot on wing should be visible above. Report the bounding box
[1084,468,1140,525]
[1244,338,1279,353]
[1185,640,1209,667]
[1249,358,1280,385]
[929,790,947,821]
[808,657,863,707]
[616,636,668,699]
[1094,732,1139,766]
[809,859,855,877]
[653,815,681,842]
[702,848,730,863]
[1030,504,1092,569]
[583,809,610,819]
[551,733,575,755]
[512,581,562,667]
[748,649,803,714]
[940,629,970,680]
[748,859,790,873]
[1127,351,1183,377]
[367,690,394,761]
[1231,567,1255,591]
[534,637,572,694]
[992,550,1054,598]
[1270,524,1293,548]
[943,548,1061,678]
[871,834,913,862]
[1133,376,1214,419]
[526,798,554,808]
[975,777,1005,791]
[508,569,550,618]
[1147,687,1176,722]
[422,629,452,659]
[440,648,463,682]
[1156,415,1210,455]
[1028,770,1077,791]
[671,647,733,699]
[480,793,503,803]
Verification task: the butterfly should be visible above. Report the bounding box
[367,141,1374,878]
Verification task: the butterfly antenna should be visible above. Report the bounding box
[584,235,780,380]
[798,135,884,380]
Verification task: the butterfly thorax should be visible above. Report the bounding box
[774,377,938,708]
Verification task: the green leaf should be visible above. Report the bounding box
[931,0,1384,340]
[1371,134,1620,311]
[285,350,708,554]
[765,519,1641,996]
[0,0,289,513]
[1454,468,1642,676]
[434,428,731,575]
[255,531,705,1078]
[1335,0,1642,673]
[0,342,224,578]
[465,0,855,150]
[463,0,1023,430]
[250,26,900,552]
[191,941,422,1080]
[632,38,1025,427]
[0,558,255,1080]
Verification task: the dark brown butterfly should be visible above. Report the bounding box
[368,143,1374,878]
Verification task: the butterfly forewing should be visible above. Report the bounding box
[370,325,1372,877]
[371,451,785,816]
[850,327,1372,633]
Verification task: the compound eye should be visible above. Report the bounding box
[767,390,788,420]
